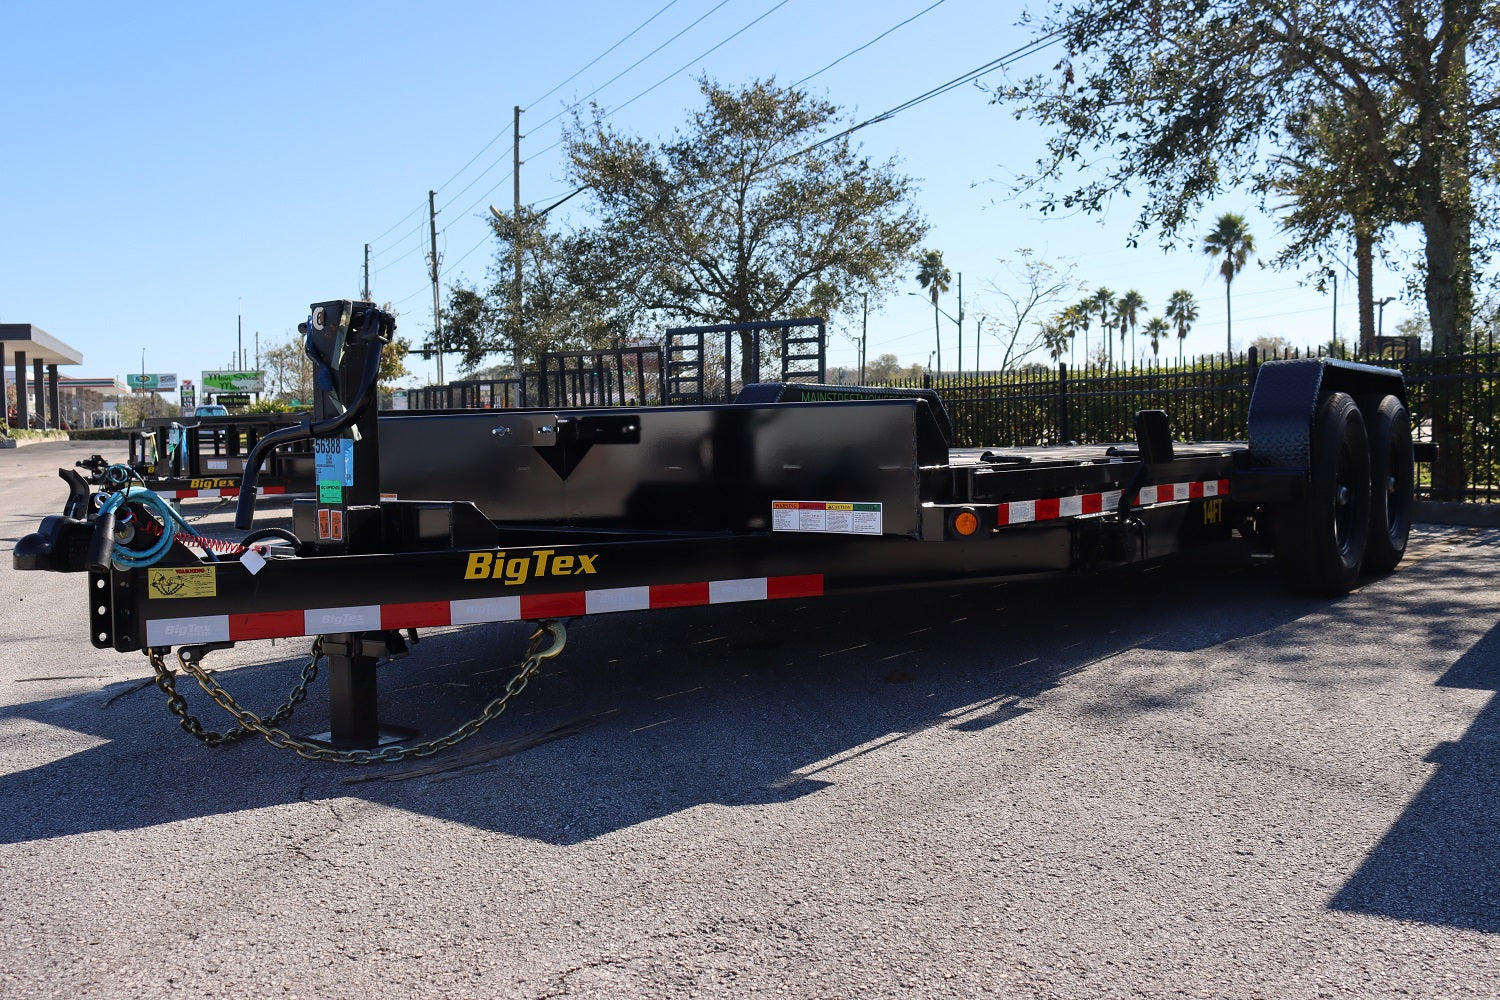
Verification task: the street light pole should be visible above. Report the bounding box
[910,292,963,376]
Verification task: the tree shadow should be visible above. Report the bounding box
[1329,616,1500,932]
[0,544,1322,848]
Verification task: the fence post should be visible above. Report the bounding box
[1058,362,1070,443]
[1247,345,1259,391]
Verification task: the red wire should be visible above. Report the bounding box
[131,514,246,556]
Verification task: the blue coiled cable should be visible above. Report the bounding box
[98,465,220,568]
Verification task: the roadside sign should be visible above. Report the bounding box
[215,392,252,407]
[126,373,178,391]
[202,370,265,393]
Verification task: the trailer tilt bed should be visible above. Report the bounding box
[13,301,1416,762]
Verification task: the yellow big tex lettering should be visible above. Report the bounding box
[463,549,599,585]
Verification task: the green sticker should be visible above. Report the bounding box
[317,482,343,504]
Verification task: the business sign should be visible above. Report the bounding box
[202,370,265,393]
[126,373,178,391]
[180,383,197,408]
[215,392,252,407]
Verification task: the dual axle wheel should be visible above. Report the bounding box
[1272,391,1414,596]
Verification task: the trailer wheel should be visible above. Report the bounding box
[1273,391,1371,596]
[1362,394,1414,575]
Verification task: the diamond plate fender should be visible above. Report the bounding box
[1247,358,1406,470]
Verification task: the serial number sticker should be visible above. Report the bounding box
[772,500,882,535]
[313,437,355,487]
[148,566,218,599]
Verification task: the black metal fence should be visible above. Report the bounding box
[392,344,1500,503]
[882,347,1500,503]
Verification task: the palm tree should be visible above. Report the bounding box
[1073,296,1093,368]
[915,249,952,372]
[1059,303,1087,368]
[1202,213,1255,359]
[1143,316,1170,361]
[1116,290,1146,368]
[1044,315,1070,362]
[1090,287,1114,368]
[1165,290,1199,364]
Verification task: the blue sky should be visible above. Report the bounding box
[2,0,1419,391]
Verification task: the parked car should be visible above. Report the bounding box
[194,405,229,418]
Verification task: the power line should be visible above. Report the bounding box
[529,0,686,108]
[371,1,716,255]
[522,3,1024,228]
[790,0,948,89]
[384,26,1064,311]
[440,1,803,231]
[528,0,736,135]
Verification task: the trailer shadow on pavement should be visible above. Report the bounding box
[1,532,1497,935]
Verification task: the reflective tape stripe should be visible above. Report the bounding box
[153,486,288,500]
[144,574,826,644]
[998,478,1228,526]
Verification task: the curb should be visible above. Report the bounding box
[1415,501,1500,529]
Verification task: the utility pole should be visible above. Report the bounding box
[1330,270,1338,357]
[363,243,371,301]
[237,312,243,371]
[512,106,524,391]
[860,291,868,383]
[956,272,964,374]
[428,189,444,386]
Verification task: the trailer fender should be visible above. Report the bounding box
[1245,358,1405,471]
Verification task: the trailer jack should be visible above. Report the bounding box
[147,621,567,764]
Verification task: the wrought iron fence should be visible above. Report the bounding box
[392,342,1500,503]
[883,347,1500,503]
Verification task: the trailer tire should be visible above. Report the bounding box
[1273,391,1371,596]
[1362,394,1414,575]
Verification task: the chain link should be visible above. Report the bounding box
[150,637,324,747]
[148,623,566,764]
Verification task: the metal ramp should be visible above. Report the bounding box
[665,318,826,404]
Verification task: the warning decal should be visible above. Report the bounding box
[317,508,344,541]
[772,500,883,536]
[148,566,218,600]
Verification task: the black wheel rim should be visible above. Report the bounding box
[1334,436,1359,556]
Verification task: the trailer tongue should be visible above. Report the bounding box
[13,300,1414,762]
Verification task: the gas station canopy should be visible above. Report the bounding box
[2,323,84,430]
[0,324,84,368]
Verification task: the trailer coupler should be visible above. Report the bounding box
[147,620,567,764]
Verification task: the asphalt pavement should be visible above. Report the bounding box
[1,439,1497,999]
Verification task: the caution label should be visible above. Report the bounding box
[317,508,344,541]
[148,566,218,599]
[772,500,882,536]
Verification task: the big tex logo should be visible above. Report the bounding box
[464,548,599,585]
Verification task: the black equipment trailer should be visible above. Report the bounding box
[74,412,313,502]
[14,301,1416,761]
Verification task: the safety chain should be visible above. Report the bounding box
[148,622,566,764]
[149,637,324,747]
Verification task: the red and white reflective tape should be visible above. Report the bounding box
[154,486,289,500]
[996,478,1229,526]
[144,573,824,646]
